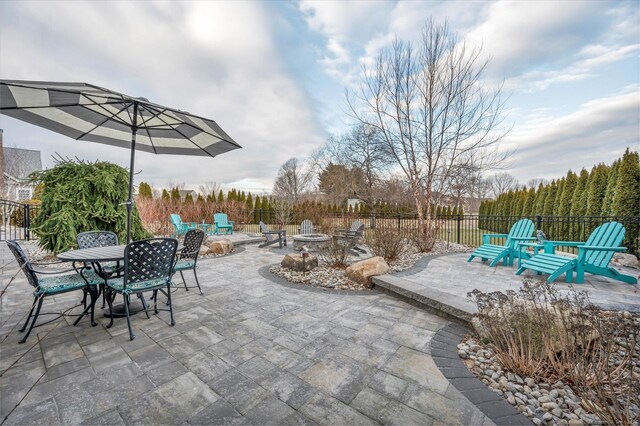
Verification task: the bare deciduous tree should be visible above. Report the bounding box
[488,172,519,197]
[272,157,312,204]
[198,181,220,199]
[348,18,510,232]
[526,178,548,189]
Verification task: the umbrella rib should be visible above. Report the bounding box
[137,104,159,155]
[0,100,125,111]
[142,103,237,149]
[75,100,133,141]
[142,104,217,157]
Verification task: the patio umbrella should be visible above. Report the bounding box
[0,79,241,242]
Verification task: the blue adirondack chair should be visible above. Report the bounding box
[170,214,196,237]
[467,219,536,267]
[214,213,234,235]
[516,221,637,284]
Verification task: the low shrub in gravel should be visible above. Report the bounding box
[318,238,350,268]
[468,281,639,425]
[366,226,407,263]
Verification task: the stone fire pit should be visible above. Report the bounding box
[292,233,331,251]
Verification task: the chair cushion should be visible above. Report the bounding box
[174,259,195,271]
[106,277,169,293]
[38,272,101,295]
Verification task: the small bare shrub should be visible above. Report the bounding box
[469,280,639,425]
[366,226,407,263]
[410,220,441,252]
[318,237,349,268]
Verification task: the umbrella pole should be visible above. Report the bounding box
[126,132,136,243]
[126,102,139,244]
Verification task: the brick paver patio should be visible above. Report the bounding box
[0,242,491,425]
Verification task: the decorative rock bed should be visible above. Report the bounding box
[458,311,640,426]
[271,240,473,291]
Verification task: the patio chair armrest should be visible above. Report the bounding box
[228,221,234,226]
[578,246,627,252]
[186,222,197,227]
[510,237,537,241]
[32,266,80,275]
[482,233,507,244]
[544,241,585,247]
[543,241,585,253]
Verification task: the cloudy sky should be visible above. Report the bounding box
[1,1,638,194]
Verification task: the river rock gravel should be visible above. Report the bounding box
[458,312,640,426]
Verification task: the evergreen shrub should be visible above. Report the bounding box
[32,159,149,254]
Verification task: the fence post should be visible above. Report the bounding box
[536,215,542,231]
[397,214,400,230]
[370,212,376,229]
[24,203,30,241]
[456,214,461,244]
[259,209,263,223]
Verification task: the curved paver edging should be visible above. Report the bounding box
[391,252,452,277]
[431,324,532,426]
[258,264,380,295]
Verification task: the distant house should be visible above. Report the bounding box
[178,189,198,201]
[2,142,43,201]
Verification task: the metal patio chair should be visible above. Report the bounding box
[6,240,102,343]
[105,238,178,340]
[173,228,205,294]
[77,230,121,308]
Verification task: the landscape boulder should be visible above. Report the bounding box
[345,256,390,287]
[208,239,234,255]
[281,253,318,272]
[199,245,212,256]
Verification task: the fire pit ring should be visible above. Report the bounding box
[292,233,331,251]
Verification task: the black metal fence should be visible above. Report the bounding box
[240,210,639,256]
[0,199,40,241]
[3,198,639,256]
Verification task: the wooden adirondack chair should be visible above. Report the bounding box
[334,220,366,255]
[214,213,234,235]
[170,214,196,237]
[467,219,536,267]
[259,221,286,248]
[298,220,314,234]
[516,221,637,284]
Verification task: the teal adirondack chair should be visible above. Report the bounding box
[467,219,536,267]
[516,221,637,284]
[170,214,196,237]
[214,213,234,235]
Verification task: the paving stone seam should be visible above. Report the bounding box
[432,323,533,426]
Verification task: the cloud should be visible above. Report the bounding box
[0,1,325,191]
[503,85,640,181]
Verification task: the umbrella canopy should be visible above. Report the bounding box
[1,79,241,241]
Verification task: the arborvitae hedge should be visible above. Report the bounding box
[601,160,619,215]
[32,159,149,254]
[586,164,608,216]
[480,149,639,219]
[138,182,153,199]
[569,169,589,217]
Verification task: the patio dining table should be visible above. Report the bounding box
[58,244,182,318]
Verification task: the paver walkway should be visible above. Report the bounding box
[398,254,640,313]
[0,242,491,425]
